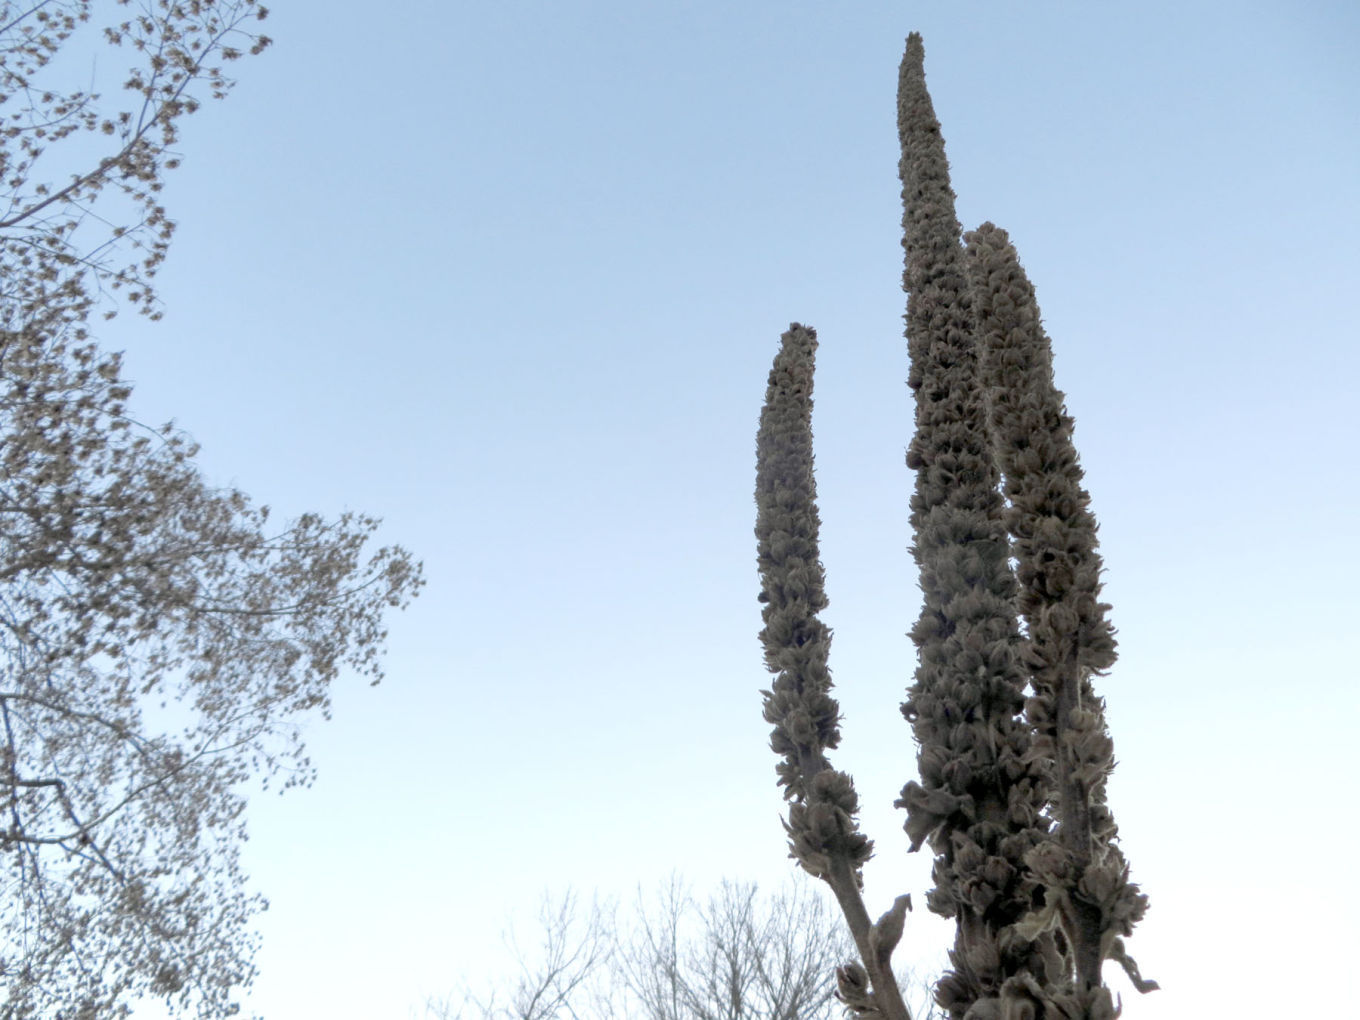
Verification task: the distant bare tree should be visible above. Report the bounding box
[424,890,616,1020]
[614,876,849,1020]
[422,877,942,1020]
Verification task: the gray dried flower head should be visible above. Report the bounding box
[836,961,881,1017]
[895,34,1055,1020]
[755,324,916,1020]
[755,323,871,877]
[963,221,1153,1003]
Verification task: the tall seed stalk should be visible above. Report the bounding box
[963,223,1155,1018]
[755,324,912,1020]
[894,32,1057,1020]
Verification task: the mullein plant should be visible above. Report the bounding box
[893,32,1063,1020]
[962,222,1155,1017]
[754,32,1152,1020]
[755,323,914,1020]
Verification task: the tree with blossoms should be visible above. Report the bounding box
[0,4,423,1016]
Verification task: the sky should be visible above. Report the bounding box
[84,1,1360,1017]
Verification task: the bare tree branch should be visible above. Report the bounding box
[426,876,937,1020]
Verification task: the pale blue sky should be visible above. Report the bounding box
[99,1,1359,1017]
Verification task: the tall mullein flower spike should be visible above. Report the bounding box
[756,323,913,1020]
[895,34,1059,1020]
[963,223,1155,1015]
